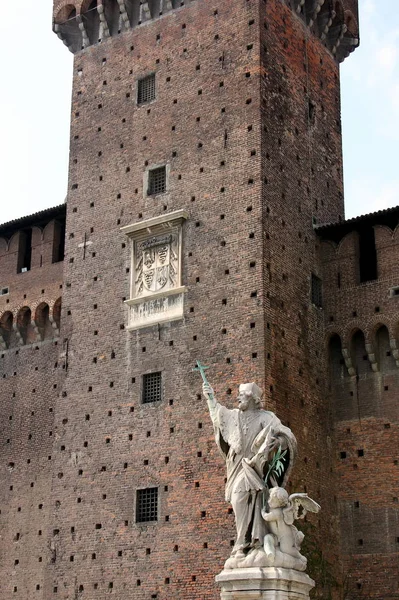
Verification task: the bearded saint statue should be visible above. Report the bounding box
[202,381,297,564]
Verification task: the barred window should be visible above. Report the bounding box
[137,74,156,104]
[148,166,166,195]
[311,273,323,308]
[142,372,162,403]
[136,488,158,523]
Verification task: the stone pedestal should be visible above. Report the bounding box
[216,568,315,600]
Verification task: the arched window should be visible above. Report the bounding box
[303,0,317,24]
[376,326,396,373]
[350,330,370,376]
[317,0,335,38]
[125,0,140,27]
[51,219,66,263]
[55,5,83,53]
[53,298,62,332]
[328,334,346,383]
[104,0,121,36]
[17,228,32,273]
[292,0,304,14]
[326,0,345,50]
[148,0,161,19]
[345,12,358,37]
[82,0,100,45]
[17,307,35,345]
[35,303,53,341]
[335,10,359,62]
[0,312,14,348]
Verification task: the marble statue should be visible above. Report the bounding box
[194,361,320,581]
[201,378,297,568]
[194,362,322,598]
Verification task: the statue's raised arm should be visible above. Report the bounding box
[193,361,219,422]
[202,381,218,422]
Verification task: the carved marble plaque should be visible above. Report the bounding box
[121,210,188,329]
[136,234,177,297]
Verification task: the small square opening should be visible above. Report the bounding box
[142,372,162,404]
[136,487,158,523]
[148,166,167,195]
[137,74,156,104]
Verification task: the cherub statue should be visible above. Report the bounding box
[261,487,321,571]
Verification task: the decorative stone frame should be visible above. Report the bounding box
[121,210,188,329]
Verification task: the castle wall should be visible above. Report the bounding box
[0,213,65,599]
[321,221,399,599]
[0,0,370,598]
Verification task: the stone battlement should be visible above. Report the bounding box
[287,0,359,62]
[53,0,190,53]
[54,0,359,62]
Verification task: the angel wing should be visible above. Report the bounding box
[287,493,321,521]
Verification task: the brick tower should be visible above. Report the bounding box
[0,0,362,598]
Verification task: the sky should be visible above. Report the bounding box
[0,0,398,224]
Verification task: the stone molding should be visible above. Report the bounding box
[216,567,315,600]
[122,211,188,329]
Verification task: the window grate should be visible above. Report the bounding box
[136,487,158,523]
[148,167,166,195]
[137,74,156,104]
[311,274,323,308]
[142,372,162,403]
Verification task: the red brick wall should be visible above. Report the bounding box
[48,1,268,597]
[0,343,65,598]
[322,220,399,599]
[260,0,345,585]
[0,215,65,598]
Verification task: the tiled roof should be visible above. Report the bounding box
[315,205,399,243]
[0,204,66,237]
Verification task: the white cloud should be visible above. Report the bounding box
[392,83,399,108]
[363,0,376,17]
[376,45,397,72]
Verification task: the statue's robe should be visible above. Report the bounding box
[209,403,297,553]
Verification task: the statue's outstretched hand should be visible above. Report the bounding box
[268,435,287,454]
[268,436,280,452]
[202,382,214,401]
